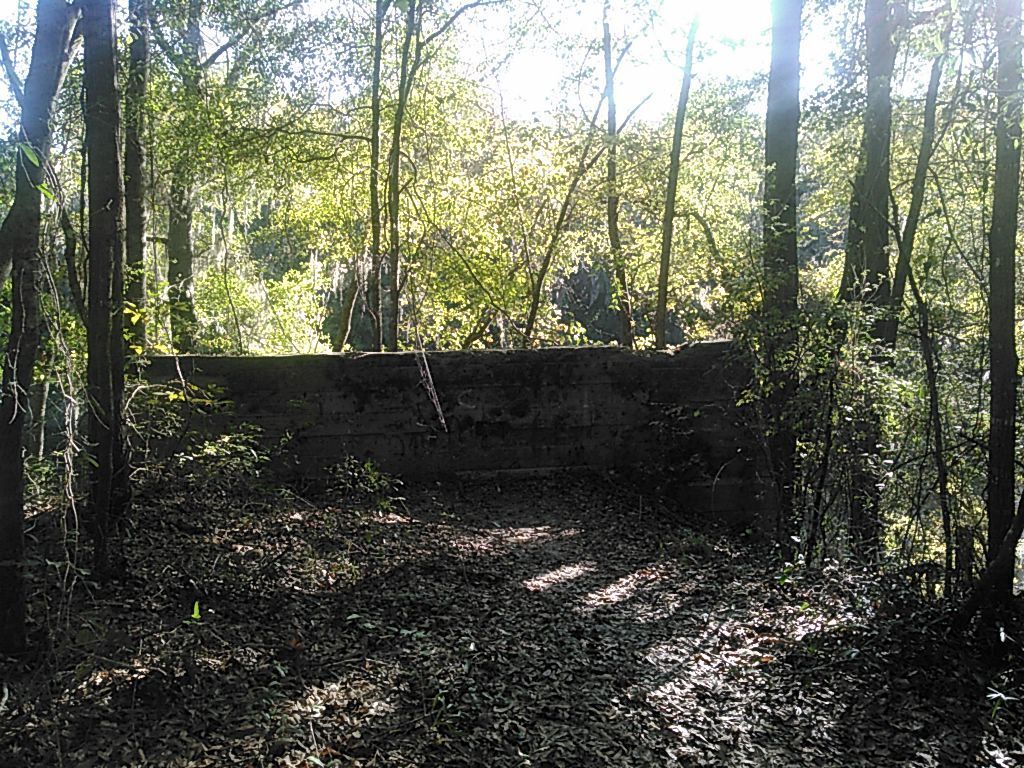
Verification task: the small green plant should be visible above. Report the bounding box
[987,687,1018,720]
[176,424,270,479]
[777,563,795,586]
[323,456,402,511]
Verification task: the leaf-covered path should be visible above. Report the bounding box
[3,473,1021,766]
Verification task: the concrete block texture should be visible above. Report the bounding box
[145,343,773,525]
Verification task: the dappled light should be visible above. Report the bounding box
[523,562,598,592]
[4,470,1018,765]
[4,0,1024,763]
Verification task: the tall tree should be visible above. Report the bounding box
[364,0,387,351]
[986,0,1022,599]
[0,0,77,655]
[839,0,901,558]
[382,0,418,351]
[841,0,900,310]
[762,0,802,556]
[655,19,698,349]
[165,0,203,353]
[603,0,633,348]
[381,0,504,351]
[83,0,127,573]
[879,23,949,348]
[153,0,299,352]
[889,23,953,590]
[124,0,149,350]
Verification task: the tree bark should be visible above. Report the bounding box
[382,0,417,351]
[762,0,802,558]
[167,176,198,352]
[986,0,1022,600]
[906,267,954,596]
[83,0,127,575]
[840,0,900,559]
[655,19,698,349]
[332,266,359,352]
[0,0,76,656]
[879,38,946,348]
[124,0,149,351]
[603,2,633,348]
[366,0,385,351]
[165,0,203,353]
[956,489,1024,629]
[842,0,898,310]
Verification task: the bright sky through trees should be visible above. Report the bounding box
[0,0,839,125]
[465,0,838,121]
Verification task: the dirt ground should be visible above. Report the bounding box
[1,470,1021,767]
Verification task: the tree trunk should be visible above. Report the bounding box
[332,266,359,352]
[366,0,385,351]
[655,19,698,349]
[762,0,802,558]
[167,176,198,352]
[166,1,202,354]
[842,0,898,310]
[907,267,954,596]
[840,0,899,560]
[0,0,76,655]
[124,0,149,351]
[956,489,1024,629]
[603,2,633,348]
[522,144,606,345]
[83,0,127,575]
[383,0,417,352]
[986,0,1022,600]
[879,34,947,348]
[883,32,952,591]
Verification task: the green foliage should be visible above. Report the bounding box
[322,456,402,510]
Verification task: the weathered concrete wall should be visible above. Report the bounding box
[146,343,772,524]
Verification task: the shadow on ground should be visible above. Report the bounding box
[2,473,1020,766]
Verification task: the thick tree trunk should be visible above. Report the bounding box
[762,0,802,557]
[0,0,76,655]
[366,0,385,351]
[83,0,127,575]
[840,0,899,559]
[124,0,149,351]
[603,3,633,348]
[655,20,698,349]
[986,0,1022,600]
[842,0,897,310]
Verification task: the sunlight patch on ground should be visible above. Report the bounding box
[578,564,666,612]
[377,512,417,525]
[459,525,580,554]
[522,562,598,592]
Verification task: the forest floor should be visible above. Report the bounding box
[2,463,1024,767]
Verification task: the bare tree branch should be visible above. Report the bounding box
[0,34,24,108]
[200,0,305,70]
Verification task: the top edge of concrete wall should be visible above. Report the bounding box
[145,341,736,363]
